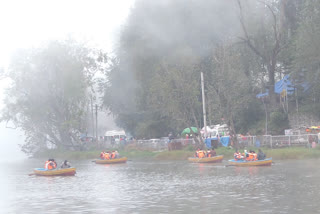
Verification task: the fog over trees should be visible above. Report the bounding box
[2,0,320,154]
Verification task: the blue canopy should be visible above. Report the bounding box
[256,75,309,98]
[204,136,230,148]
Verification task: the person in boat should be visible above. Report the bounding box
[104,151,111,160]
[207,148,216,157]
[100,151,105,159]
[197,149,206,158]
[60,160,71,168]
[234,149,243,161]
[115,151,119,158]
[257,149,266,160]
[111,151,116,159]
[194,148,201,157]
[246,150,253,161]
[252,151,258,161]
[45,159,57,170]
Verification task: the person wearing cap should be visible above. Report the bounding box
[60,160,71,168]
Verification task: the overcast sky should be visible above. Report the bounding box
[0,0,135,160]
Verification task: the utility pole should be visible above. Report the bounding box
[201,72,207,137]
[95,104,98,140]
[91,96,94,138]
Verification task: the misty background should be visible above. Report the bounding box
[0,0,134,160]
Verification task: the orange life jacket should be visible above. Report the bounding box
[104,153,110,160]
[198,151,205,158]
[234,152,241,160]
[111,152,116,159]
[45,161,54,170]
[253,153,257,161]
[44,161,49,169]
[247,153,254,161]
[208,153,212,157]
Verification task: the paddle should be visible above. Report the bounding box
[28,173,35,176]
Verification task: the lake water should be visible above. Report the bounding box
[1,158,320,213]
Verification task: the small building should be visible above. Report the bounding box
[104,130,126,143]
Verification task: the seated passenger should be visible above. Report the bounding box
[257,149,266,160]
[252,151,258,161]
[207,150,212,157]
[100,151,105,159]
[45,159,57,170]
[111,151,116,159]
[115,151,119,158]
[246,150,254,161]
[234,150,243,161]
[198,150,205,158]
[60,160,71,168]
[211,148,216,157]
[104,152,110,160]
[194,148,201,157]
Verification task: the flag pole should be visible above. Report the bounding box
[201,72,207,137]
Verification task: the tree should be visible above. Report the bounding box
[206,41,253,147]
[237,0,287,105]
[1,40,106,155]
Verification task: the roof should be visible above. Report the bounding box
[104,130,126,136]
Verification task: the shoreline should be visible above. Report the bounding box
[32,146,320,161]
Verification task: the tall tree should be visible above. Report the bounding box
[1,40,106,155]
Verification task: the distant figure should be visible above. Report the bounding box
[111,136,115,147]
[168,132,174,142]
[257,149,266,160]
[60,160,71,168]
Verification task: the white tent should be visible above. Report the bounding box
[104,130,126,137]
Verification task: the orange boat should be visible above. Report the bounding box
[33,167,76,176]
[228,158,272,166]
[188,155,223,163]
[94,157,127,164]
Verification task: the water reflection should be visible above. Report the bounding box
[1,159,320,213]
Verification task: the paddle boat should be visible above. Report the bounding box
[94,157,128,164]
[33,167,76,176]
[228,158,272,166]
[188,155,224,163]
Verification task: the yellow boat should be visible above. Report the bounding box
[94,157,128,164]
[188,155,224,163]
[228,158,272,166]
[33,167,76,176]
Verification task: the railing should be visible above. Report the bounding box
[96,134,319,150]
[239,134,318,148]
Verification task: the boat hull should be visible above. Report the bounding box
[33,167,76,176]
[95,157,127,164]
[188,155,223,163]
[228,158,272,166]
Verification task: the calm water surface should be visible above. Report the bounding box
[1,158,320,213]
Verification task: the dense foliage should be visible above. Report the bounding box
[102,0,320,139]
[3,0,320,154]
[1,40,106,155]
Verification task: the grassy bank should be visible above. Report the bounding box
[34,149,158,160]
[33,146,320,161]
